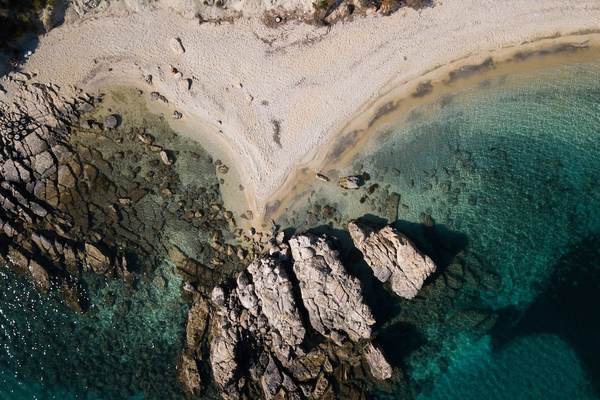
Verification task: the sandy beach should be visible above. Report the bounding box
[5,0,600,222]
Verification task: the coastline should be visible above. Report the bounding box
[3,0,600,226]
[265,33,600,222]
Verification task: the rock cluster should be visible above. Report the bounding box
[0,79,245,311]
[0,80,131,310]
[348,220,436,299]
[181,232,392,399]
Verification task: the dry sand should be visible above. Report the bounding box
[4,0,600,221]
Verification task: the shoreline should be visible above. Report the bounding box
[264,33,600,223]
[3,0,600,227]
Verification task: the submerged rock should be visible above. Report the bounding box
[338,175,364,189]
[104,114,119,129]
[289,233,375,344]
[348,220,436,299]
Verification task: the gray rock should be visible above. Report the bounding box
[261,356,283,400]
[289,233,375,344]
[210,287,242,397]
[104,114,119,129]
[363,343,392,380]
[32,151,54,176]
[338,175,364,189]
[24,133,48,156]
[348,221,436,299]
[236,271,259,315]
[247,257,306,347]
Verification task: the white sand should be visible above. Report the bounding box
[7,0,600,219]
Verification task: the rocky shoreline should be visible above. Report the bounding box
[0,76,443,399]
[179,222,438,399]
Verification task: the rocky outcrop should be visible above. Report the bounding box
[209,252,308,399]
[289,233,375,345]
[179,295,210,395]
[209,286,244,398]
[348,221,436,299]
[246,256,306,349]
[363,343,392,380]
[0,79,245,310]
[203,233,390,399]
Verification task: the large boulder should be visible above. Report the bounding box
[246,257,306,348]
[209,287,242,398]
[348,221,436,299]
[288,233,374,345]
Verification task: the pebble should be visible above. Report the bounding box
[104,114,119,129]
[316,172,330,182]
[160,150,173,166]
[179,78,192,91]
[173,111,183,119]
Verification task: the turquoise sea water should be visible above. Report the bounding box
[280,58,600,399]
[0,264,188,399]
[1,58,599,399]
[354,60,600,399]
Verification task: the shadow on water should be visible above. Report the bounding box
[490,233,600,395]
[0,0,67,78]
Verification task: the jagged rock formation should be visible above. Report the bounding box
[200,232,389,399]
[363,343,392,381]
[245,256,306,350]
[0,79,246,310]
[289,233,375,345]
[178,295,210,395]
[348,220,436,299]
[209,250,309,399]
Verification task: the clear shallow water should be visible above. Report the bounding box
[281,59,600,399]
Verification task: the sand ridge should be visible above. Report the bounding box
[5,0,600,221]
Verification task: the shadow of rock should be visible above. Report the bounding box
[490,233,600,395]
[0,0,67,78]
